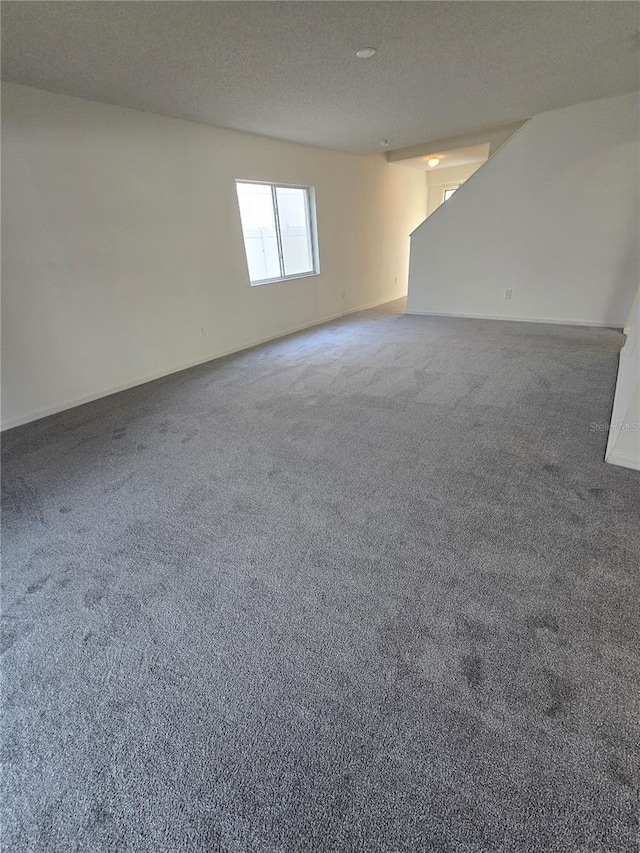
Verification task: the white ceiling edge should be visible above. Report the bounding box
[392,143,491,172]
[387,121,529,164]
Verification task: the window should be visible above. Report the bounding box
[236,181,318,285]
[443,186,459,202]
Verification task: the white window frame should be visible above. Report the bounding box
[442,184,460,202]
[236,180,320,286]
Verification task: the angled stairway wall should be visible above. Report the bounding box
[606,288,640,471]
[407,92,639,327]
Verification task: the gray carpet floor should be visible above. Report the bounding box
[2,306,639,852]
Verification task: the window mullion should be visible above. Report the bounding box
[304,189,314,270]
[272,185,285,278]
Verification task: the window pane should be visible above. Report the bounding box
[276,187,313,277]
[236,182,281,281]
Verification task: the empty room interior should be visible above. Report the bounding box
[2,2,640,851]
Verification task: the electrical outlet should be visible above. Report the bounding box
[504,289,512,300]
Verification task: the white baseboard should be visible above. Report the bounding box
[1,295,399,431]
[405,308,621,329]
[605,449,640,472]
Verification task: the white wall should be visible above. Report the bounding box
[606,287,640,471]
[407,93,639,327]
[1,84,427,429]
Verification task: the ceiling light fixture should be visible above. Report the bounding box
[427,157,440,168]
[356,48,377,59]
[378,138,391,148]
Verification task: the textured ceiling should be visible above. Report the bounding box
[2,1,639,154]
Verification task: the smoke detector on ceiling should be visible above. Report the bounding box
[356,48,377,59]
[378,138,391,148]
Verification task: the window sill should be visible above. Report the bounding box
[250,271,320,287]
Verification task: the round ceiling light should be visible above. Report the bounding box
[427,157,440,168]
[356,48,377,59]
